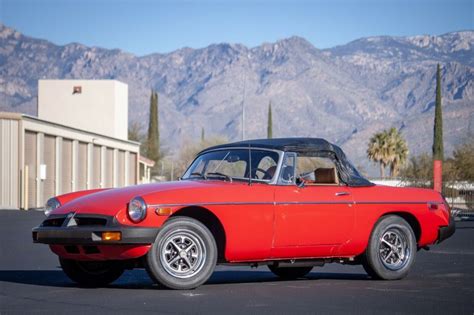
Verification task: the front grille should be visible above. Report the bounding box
[75,217,107,226]
[40,214,110,230]
[42,218,66,227]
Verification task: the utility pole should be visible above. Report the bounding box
[241,73,246,140]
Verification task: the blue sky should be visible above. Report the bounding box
[1,0,473,56]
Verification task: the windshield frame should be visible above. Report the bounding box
[182,147,284,184]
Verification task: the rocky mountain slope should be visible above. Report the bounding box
[1,24,472,174]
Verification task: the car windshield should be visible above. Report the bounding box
[182,149,280,182]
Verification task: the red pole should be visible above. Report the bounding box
[433,160,442,192]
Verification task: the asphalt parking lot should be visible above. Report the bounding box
[0,210,473,314]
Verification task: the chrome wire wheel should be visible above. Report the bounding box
[159,230,206,279]
[378,227,411,271]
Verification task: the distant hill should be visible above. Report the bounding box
[1,24,472,174]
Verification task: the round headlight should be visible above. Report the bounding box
[44,197,61,216]
[128,196,147,223]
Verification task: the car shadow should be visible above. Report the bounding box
[0,269,370,289]
[208,270,369,285]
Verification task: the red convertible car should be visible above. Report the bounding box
[33,138,455,289]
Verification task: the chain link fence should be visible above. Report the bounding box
[442,182,474,221]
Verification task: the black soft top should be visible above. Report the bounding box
[201,137,373,187]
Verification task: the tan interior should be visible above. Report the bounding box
[313,168,338,185]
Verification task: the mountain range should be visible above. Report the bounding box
[1,23,473,175]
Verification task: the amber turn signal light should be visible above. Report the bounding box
[102,231,122,241]
[156,207,172,216]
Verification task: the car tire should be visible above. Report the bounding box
[268,265,313,279]
[363,215,416,280]
[59,258,125,287]
[145,217,217,290]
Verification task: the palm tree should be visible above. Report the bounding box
[367,128,409,178]
[386,128,409,177]
[367,131,390,178]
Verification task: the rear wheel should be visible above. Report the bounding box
[59,258,125,287]
[268,265,313,279]
[363,215,416,280]
[145,217,217,290]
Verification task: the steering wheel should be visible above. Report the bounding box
[254,168,272,180]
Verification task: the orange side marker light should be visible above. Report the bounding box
[102,232,122,241]
[156,207,172,216]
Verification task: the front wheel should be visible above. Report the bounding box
[59,258,125,287]
[363,215,416,280]
[268,265,313,279]
[145,217,217,290]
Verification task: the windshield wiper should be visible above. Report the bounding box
[207,172,233,182]
[189,172,207,180]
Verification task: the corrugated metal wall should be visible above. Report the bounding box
[61,139,73,194]
[77,142,87,190]
[117,150,125,187]
[129,152,137,186]
[25,131,37,209]
[104,148,114,188]
[91,145,101,188]
[1,117,140,209]
[0,119,19,209]
[43,135,56,204]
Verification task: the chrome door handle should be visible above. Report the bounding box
[335,192,350,196]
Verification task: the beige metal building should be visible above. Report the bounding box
[0,112,140,209]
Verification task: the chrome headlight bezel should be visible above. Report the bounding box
[128,196,147,223]
[44,197,61,216]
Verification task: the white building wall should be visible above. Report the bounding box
[38,80,128,140]
[0,118,20,208]
[114,81,128,140]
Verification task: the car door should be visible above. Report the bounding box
[271,153,355,258]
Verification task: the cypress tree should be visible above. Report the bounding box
[432,64,444,161]
[156,91,160,159]
[267,102,273,139]
[201,127,205,142]
[146,90,160,163]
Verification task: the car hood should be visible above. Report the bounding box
[53,180,225,216]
